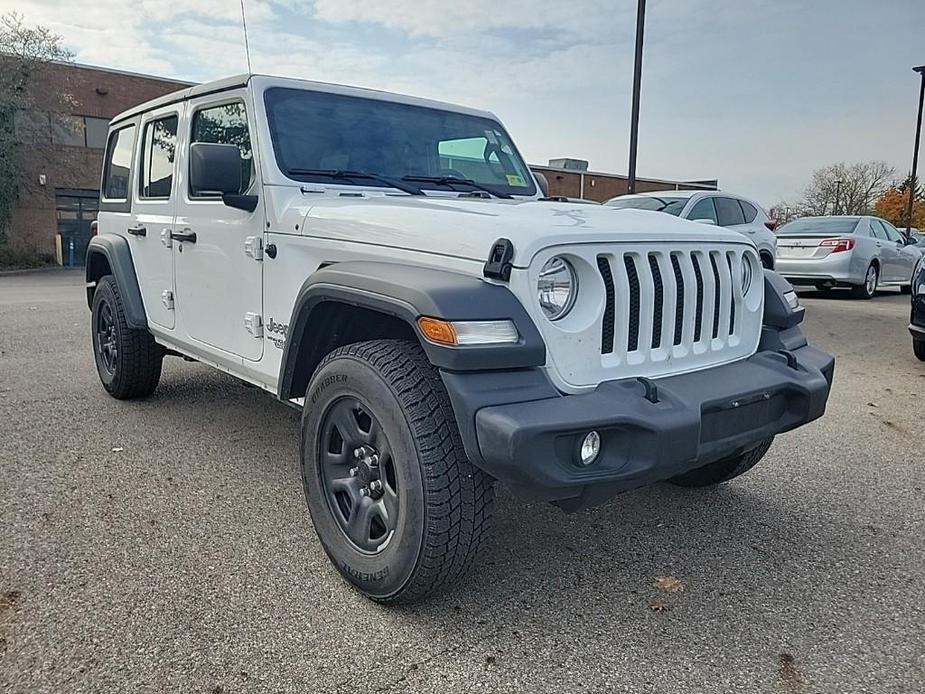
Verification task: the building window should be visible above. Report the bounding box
[85,117,110,149]
[51,114,86,147]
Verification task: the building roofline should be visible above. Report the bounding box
[529,164,717,189]
[47,58,195,86]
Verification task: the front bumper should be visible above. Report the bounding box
[443,344,834,511]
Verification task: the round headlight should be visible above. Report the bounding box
[538,256,578,321]
[741,257,753,295]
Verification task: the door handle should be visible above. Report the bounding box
[127,224,147,237]
[170,229,197,243]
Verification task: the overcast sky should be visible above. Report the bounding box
[5,0,925,206]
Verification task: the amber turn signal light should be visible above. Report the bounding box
[417,317,458,345]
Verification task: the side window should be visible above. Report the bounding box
[715,197,746,226]
[139,115,178,199]
[687,197,717,223]
[102,124,136,201]
[738,200,758,223]
[869,219,888,240]
[190,102,253,196]
[881,221,903,243]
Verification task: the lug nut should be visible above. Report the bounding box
[359,488,369,497]
[353,447,364,459]
[349,467,358,477]
[370,480,382,492]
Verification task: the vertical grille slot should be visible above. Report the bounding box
[726,253,736,336]
[709,253,722,339]
[648,254,663,349]
[692,255,704,342]
[597,256,615,354]
[670,253,685,346]
[624,255,640,352]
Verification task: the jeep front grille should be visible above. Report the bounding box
[596,247,754,360]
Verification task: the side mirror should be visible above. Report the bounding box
[534,171,549,197]
[190,142,242,196]
[691,218,717,225]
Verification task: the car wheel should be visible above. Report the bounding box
[91,275,163,399]
[851,264,878,299]
[300,339,494,603]
[669,437,774,487]
[914,340,925,361]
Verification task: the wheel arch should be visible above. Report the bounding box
[85,235,148,330]
[276,261,545,402]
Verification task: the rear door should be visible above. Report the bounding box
[714,196,747,233]
[130,105,181,330]
[172,91,264,361]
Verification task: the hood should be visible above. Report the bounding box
[294,194,753,267]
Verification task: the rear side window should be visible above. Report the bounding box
[715,197,746,226]
[102,125,136,200]
[869,219,888,240]
[687,197,717,223]
[738,200,758,223]
[190,103,253,196]
[139,115,178,199]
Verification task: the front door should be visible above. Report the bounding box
[131,105,181,330]
[173,93,264,361]
[54,190,99,266]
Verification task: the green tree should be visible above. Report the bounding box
[0,12,74,246]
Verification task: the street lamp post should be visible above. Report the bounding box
[834,179,843,215]
[626,0,646,195]
[905,65,925,234]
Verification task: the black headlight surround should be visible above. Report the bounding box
[762,270,805,330]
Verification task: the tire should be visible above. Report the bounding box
[300,339,494,604]
[91,275,163,399]
[669,437,774,487]
[813,282,831,293]
[851,263,878,299]
[914,340,925,361]
[760,253,774,270]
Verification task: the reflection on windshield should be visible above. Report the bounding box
[264,87,536,196]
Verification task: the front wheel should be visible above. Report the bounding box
[669,437,774,487]
[300,339,494,603]
[851,264,878,299]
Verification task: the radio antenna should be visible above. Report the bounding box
[240,0,253,73]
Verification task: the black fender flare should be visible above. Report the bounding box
[85,234,147,330]
[277,261,545,400]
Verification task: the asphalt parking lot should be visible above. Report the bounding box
[1,269,923,694]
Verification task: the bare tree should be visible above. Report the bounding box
[0,12,74,246]
[799,161,895,216]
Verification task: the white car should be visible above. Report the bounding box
[85,73,833,603]
[605,191,778,269]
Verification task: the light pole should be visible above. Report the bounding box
[626,0,646,194]
[833,179,843,215]
[904,65,925,234]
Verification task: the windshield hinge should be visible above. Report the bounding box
[483,238,515,282]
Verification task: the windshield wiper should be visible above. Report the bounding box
[287,169,425,196]
[401,175,513,200]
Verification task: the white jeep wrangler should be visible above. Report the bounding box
[86,74,834,603]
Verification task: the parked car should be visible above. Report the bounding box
[910,254,925,360]
[604,191,778,269]
[774,216,920,299]
[85,73,834,603]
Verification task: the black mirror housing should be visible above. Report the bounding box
[190,142,243,196]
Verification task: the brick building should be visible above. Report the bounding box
[6,61,189,265]
[4,62,715,265]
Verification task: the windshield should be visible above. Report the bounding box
[777,217,860,235]
[264,87,536,196]
[606,196,687,216]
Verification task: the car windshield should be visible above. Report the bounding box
[777,217,860,235]
[263,87,536,196]
[606,196,687,216]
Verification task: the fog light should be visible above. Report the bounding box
[579,431,601,466]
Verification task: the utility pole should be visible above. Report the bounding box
[626,0,646,195]
[904,65,925,234]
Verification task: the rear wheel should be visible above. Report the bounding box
[91,275,163,399]
[851,264,878,299]
[300,339,494,603]
[914,340,925,361]
[669,437,774,487]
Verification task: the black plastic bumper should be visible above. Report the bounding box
[442,345,834,511]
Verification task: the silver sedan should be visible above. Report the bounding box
[775,215,921,299]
